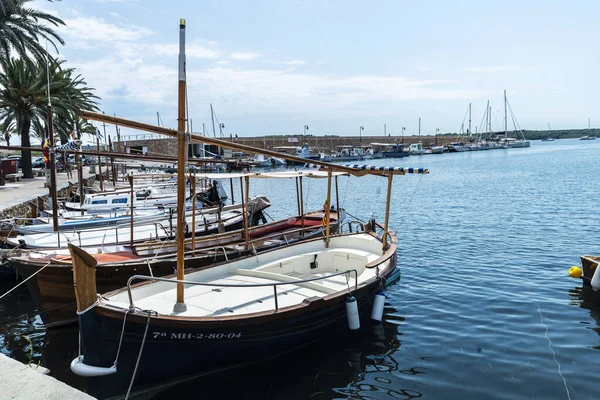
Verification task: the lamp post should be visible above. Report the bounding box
[401,127,405,143]
[359,126,364,143]
[304,125,309,135]
[435,128,439,145]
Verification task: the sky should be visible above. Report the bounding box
[34,0,600,139]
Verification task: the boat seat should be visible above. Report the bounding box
[230,268,336,294]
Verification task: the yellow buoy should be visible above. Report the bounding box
[568,266,583,278]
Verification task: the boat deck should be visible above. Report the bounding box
[105,235,386,317]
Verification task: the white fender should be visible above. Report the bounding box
[371,291,385,322]
[346,295,360,330]
[591,262,600,291]
[70,356,117,377]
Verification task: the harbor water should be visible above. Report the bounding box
[1,138,599,399]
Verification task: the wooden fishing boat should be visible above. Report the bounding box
[4,199,264,249]
[9,208,343,328]
[15,210,166,234]
[68,225,397,395]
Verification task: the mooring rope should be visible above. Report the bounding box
[0,301,77,327]
[125,311,153,400]
[537,303,570,400]
[0,261,52,300]
[399,174,424,219]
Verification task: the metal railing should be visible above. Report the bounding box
[125,269,358,312]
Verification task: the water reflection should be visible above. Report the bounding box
[135,309,420,400]
[569,285,600,340]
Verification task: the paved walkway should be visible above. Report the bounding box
[0,353,95,399]
[0,168,92,212]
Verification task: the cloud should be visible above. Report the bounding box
[152,43,221,59]
[58,16,154,41]
[464,65,540,73]
[230,52,262,61]
[280,60,307,65]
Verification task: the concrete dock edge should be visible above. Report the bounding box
[0,353,95,399]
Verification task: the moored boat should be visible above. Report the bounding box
[68,226,398,395]
[10,207,344,327]
[569,255,600,291]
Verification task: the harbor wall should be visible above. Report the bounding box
[117,135,462,157]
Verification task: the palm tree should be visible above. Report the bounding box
[0,0,65,64]
[0,57,99,178]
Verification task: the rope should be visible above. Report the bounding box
[0,301,77,327]
[0,261,52,300]
[125,311,153,400]
[341,176,350,209]
[344,210,365,223]
[537,304,570,400]
[399,174,424,220]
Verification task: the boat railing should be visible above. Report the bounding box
[365,223,397,270]
[344,220,365,233]
[125,269,358,312]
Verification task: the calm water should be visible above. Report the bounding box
[1,139,599,399]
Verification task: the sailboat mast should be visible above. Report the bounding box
[504,89,508,136]
[210,104,216,138]
[485,100,490,135]
[468,103,472,137]
[174,19,188,312]
[418,117,421,136]
[488,103,492,134]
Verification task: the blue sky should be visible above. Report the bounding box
[36,0,600,138]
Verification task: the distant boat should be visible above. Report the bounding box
[580,136,596,140]
[406,143,425,155]
[371,143,410,158]
[541,137,555,141]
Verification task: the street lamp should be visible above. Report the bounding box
[359,126,364,143]
[435,128,439,145]
[304,125,309,135]
[401,127,405,143]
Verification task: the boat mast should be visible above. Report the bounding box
[418,117,421,137]
[210,104,216,138]
[487,101,491,135]
[174,18,188,312]
[468,103,472,137]
[45,56,59,233]
[504,89,508,137]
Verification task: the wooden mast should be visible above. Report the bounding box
[174,18,188,312]
[190,174,196,252]
[108,136,116,186]
[382,172,393,250]
[324,169,332,248]
[46,105,59,233]
[81,111,365,176]
[128,174,134,246]
[244,175,250,249]
[96,130,104,191]
[299,176,304,230]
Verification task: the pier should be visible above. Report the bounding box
[0,353,94,399]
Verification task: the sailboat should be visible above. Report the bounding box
[541,123,555,141]
[498,90,530,148]
[66,19,429,397]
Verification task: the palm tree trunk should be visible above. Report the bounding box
[20,115,34,179]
